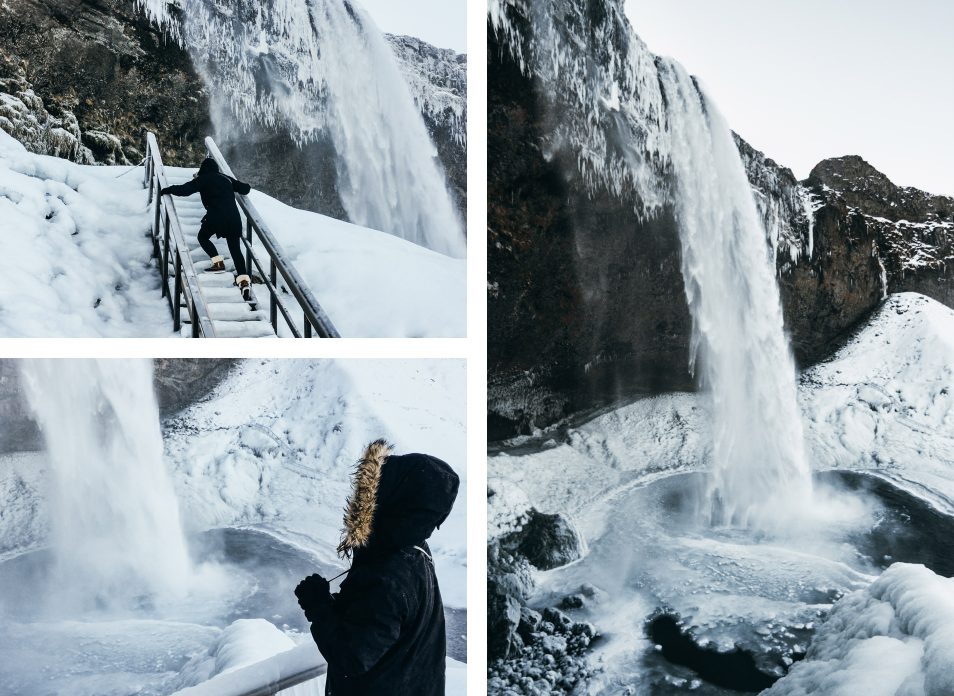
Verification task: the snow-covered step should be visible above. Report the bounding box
[206,303,269,322]
[209,320,275,338]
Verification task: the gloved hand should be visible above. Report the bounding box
[295,573,331,622]
[159,186,171,196]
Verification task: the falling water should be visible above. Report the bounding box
[141,0,465,257]
[657,61,813,528]
[20,359,192,608]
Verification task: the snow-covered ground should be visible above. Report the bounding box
[0,131,465,337]
[0,358,467,694]
[490,292,954,692]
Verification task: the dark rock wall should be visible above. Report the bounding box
[488,23,692,439]
[0,0,211,165]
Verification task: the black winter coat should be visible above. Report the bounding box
[297,442,460,696]
[160,158,251,239]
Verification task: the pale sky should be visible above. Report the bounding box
[625,0,953,196]
[360,0,466,53]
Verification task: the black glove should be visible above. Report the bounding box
[159,186,171,196]
[295,573,331,622]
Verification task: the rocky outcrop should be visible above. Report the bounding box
[0,0,211,166]
[0,1,466,221]
[487,2,954,439]
[809,156,954,308]
[487,486,596,693]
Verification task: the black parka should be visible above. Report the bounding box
[298,440,460,696]
[160,158,251,239]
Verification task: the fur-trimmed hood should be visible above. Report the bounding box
[337,439,459,558]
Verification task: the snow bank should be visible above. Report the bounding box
[801,293,954,510]
[0,130,171,336]
[766,563,954,696]
[247,188,465,337]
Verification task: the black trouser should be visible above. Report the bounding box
[198,224,248,277]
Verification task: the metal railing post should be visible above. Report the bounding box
[145,131,216,337]
[173,252,183,332]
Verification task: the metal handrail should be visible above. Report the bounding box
[204,137,340,338]
[144,133,216,337]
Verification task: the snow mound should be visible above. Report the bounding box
[173,619,319,695]
[0,130,171,336]
[766,563,954,696]
[802,292,954,509]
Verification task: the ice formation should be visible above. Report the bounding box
[19,359,192,608]
[765,563,954,696]
[491,0,812,527]
[140,0,465,257]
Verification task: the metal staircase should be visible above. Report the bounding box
[144,133,340,338]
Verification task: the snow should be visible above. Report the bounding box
[246,186,466,338]
[0,130,171,337]
[0,133,464,337]
[766,563,954,696]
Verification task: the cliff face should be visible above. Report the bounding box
[0,0,466,220]
[0,0,210,166]
[487,0,954,438]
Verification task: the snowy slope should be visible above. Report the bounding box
[0,132,465,337]
[0,130,171,336]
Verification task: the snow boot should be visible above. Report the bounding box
[208,255,226,272]
[237,274,252,302]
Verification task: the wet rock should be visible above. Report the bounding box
[512,510,583,571]
[488,580,522,659]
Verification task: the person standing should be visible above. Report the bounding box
[295,439,459,695]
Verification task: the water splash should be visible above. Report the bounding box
[141,0,464,257]
[657,62,813,528]
[20,359,192,609]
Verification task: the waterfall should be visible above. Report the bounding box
[491,0,813,528]
[657,61,813,528]
[141,0,464,257]
[20,359,192,609]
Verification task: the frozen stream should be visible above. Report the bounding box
[529,471,954,694]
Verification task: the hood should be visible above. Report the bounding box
[198,157,220,175]
[337,439,459,558]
